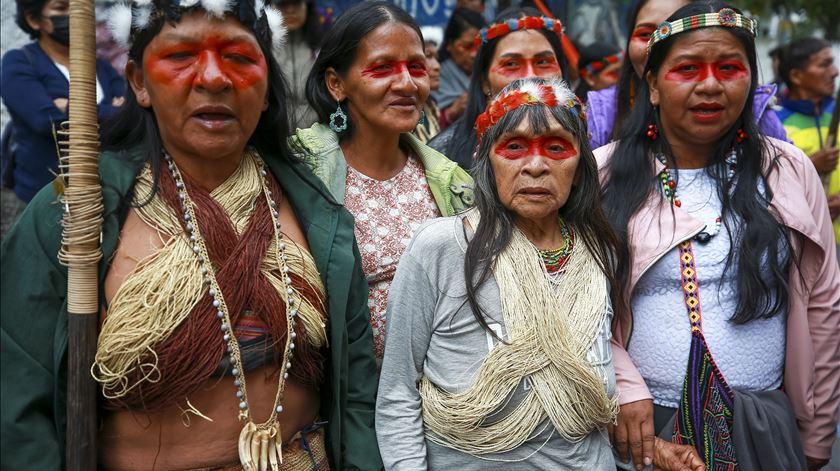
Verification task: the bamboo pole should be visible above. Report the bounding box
[59,0,104,468]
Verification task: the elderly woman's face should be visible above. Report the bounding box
[327,22,430,136]
[485,30,561,97]
[490,115,580,222]
[647,29,751,149]
[127,11,269,162]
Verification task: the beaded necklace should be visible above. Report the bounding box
[164,151,296,469]
[656,152,736,244]
[537,219,575,282]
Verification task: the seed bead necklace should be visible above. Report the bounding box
[656,152,736,244]
[165,151,296,470]
[537,218,575,283]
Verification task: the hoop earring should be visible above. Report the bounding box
[329,102,348,133]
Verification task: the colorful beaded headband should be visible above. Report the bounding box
[648,8,757,53]
[474,16,564,48]
[475,80,583,138]
[579,51,624,79]
[106,0,287,52]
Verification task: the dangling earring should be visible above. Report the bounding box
[736,128,748,143]
[646,123,658,140]
[329,102,348,133]
[418,110,427,127]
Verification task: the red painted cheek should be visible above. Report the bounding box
[144,39,267,91]
[494,136,577,160]
[631,27,653,43]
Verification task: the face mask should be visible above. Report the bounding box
[48,15,70,46]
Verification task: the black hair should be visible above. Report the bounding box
[304,0,422,141]
[15,0,51,39]
[438,7,487,63]
[602,0,792,325]
[448,6,568,169]
[273,0,324,50]
[575,41,621,100]
[610,0,695,142]
[465,78,625,337]
[779,36,832,90]
[101,6,293,203]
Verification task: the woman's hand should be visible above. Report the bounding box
[609,398,655,470]
[53,97,68,113]
[112,96,125,107]
[827,192,840,220]
[652,438,705,471]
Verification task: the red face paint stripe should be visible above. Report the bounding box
[663,60,749,82]
[494,136,578,161]
[491,56,561,79]
[361,60,428,78]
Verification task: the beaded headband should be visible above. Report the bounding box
[475,80,583,139]
[474,16,564,48]
[106,0,287,52]
[579,51,624,79]
[648,8,757,53]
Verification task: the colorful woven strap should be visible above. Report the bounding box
[648,8,757,53]
[474,16,563,48]
[474,81,583,138]
[673,240,738,470]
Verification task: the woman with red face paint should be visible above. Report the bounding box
[428,7,568,170]
[0,1,383,470]
[292,1,474,366]
[376,77,704,471]
[0,0,124,234]
[434,8,487,129]
[584,0,787,151]
[598,2,840,470]
[573,42,623,101]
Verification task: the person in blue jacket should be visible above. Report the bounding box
[1,0,124,207]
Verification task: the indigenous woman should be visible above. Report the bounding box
[415,26,444,144]
[429,7,567,169]
[292,1,473,363]
[434,7,487,129]
[585,0,787,150]
[0,1,381,469]
[377,78,704,471]
[0,0,124,223]
[599,3,840,470]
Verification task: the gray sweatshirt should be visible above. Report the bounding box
[376,216,617,471]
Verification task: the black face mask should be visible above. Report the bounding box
[47,15,70,46]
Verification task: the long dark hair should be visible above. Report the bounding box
[602,1,791,324]
[449,6,569,169]
[610,0,694,141]
[465,78,625,337]
[101,6,293,201]
[304,0,422,141]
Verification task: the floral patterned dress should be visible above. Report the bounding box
[344,155,441,361]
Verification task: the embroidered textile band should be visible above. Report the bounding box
[474,16,564,48]
[648,8,757,53]
[106,0,288,51]
[579,51,624,79]
[475,81,583,138]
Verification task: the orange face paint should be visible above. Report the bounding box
[361,60,428,79]
[144,36,267,91]
[494,136,577,160]
[664,60,749,82]
[630,26,654,43]
[491,56,561,79]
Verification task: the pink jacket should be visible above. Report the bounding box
[595,138,840,460]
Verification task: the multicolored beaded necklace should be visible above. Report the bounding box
[537,219,575,277]
[656,152,737,244]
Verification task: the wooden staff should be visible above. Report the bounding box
[59,0,104,468]
[820,88,840,191]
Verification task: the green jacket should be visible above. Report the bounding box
[290,123,475,215]
[0,149,383,470]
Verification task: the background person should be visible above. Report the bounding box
[0,0,124,224]
[294,0,473,364]
[434,8,487,129]
[416,25,444,143]
[429,7,568,169]
[599,3,840,470]
[775,37,840,248]
[274,0,324,130]
[574,41,622,101]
